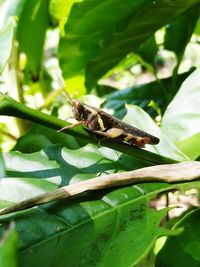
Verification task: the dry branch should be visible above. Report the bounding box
[0,161,200,215]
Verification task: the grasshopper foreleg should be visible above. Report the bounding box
[57,122,83,132]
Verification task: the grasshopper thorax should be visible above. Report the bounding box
[72,100,86,121]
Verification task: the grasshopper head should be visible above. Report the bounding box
[72,100,86,121]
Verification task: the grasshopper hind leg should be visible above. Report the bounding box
[94,128,151,148]
[94,128,125,146]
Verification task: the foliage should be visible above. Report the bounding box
[0,0,200,266]
[0,223,18,267]
[0,17,15,74]
[156,208,200,267]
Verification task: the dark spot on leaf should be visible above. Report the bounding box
[129,204,146,221]
[119,220,127,232]
[98,232,109,242]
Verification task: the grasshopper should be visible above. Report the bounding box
[57,76,159,148]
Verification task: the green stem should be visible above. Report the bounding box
[0,95,176,165]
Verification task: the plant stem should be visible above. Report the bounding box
[0,161,199,215]
[0,95,176,164]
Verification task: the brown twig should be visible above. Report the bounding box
[0,161,200,215]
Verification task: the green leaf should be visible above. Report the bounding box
[177,132,200,160]
[0,145,199,267]
[0,18,15,74]
[2,144,150,191]
[156,208,200,267]
[102,36,158,82]
[163,5,200,87]
[1,0,27,20]
[162,68,200,144]
[164,6,199,59]
[103,71,192,119]
[194,18,200,35]
[2,0,49,79]
[12,0,49,79]
[0,223,18,267]
[58,0,147,78]
[123,105,189,162]
[0,153,5,178]
[49,0,80,23]
[86,0,200,88]
[0,145,154,267]
[134,35,158,72]
[58,0,200,89]
[0,188,168,267]
[13,124,82,153]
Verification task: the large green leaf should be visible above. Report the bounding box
[58,0,147,77]
[58,0,200,89]
[156,208,200,267]
[162,68,200,158]
[0,224,18,267]
[0,145,199,267]
[0,18,15,74]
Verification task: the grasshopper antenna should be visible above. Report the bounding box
[55,72,73,104]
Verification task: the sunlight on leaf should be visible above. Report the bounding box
[65,74,86,97]
[0,17,15,74]
[162,68,200,144]
[177,132,200,160]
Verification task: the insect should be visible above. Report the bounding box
[56,75,160,148]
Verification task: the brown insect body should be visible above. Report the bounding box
[56,73,159,148]
[71,100,160,148]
